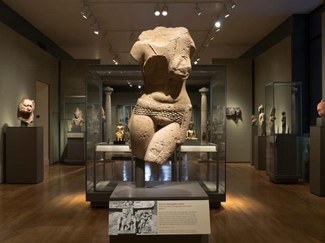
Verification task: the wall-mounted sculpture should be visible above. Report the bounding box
[128,26,195,164]
[17,97,35,127]
[226,106,242,123]
[258,104,266,136]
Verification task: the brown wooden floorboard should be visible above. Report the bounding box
[0,163,324,243]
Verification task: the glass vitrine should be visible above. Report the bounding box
[61,95,86,163]
[85,65,227,207]
[265,82,306,183]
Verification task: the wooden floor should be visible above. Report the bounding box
[0,163,324,243]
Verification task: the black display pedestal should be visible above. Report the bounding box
[5,127,43,183]
[251,126,258,165]
[310,126,325,196]
[266,134,300,183]
[109,181,210,243]
[64,132,85,164]
[254,136,266,170]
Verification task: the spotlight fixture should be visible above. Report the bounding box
[224,4,230,18]
[80,6,90,19]
[162,3,168,16]
[193,55,200,65]
[138,85,142,89]
[229,0,236,9]
[113,55,119,65]
[92,22,100,35]
[195,3,202,16]
[154,3,161,16]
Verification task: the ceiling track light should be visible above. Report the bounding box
[80,5,90,19]
[162,3,168,16]
[112,55,119,65]
[229,0,236,9]
[195,3,202,16]
[224,4,230,18]
[193,55,200,65]
[92,22,100,35]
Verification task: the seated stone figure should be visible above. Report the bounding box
[17,97,35,127]
[128,27,195,164]
[186,121,197,140]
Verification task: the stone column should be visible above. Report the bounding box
[104,86,113,143]
[199,87,209,142]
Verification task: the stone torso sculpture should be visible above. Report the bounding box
[258,104,266,136]
[128,27,195,164]
[17,98,35,127]
[269,107,276,135]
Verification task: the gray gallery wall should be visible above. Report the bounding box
[0,22,59,183]
[213,59,253,162]
[254,36,292,113]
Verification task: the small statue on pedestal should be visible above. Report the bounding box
[258,104,266,136]
[186,121,197,140]
[17,98,35,127]
[115,121,125,142]
[269,107,276,135]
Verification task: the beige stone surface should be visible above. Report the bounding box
[128,26,195,164]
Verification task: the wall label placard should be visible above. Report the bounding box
[109,200,210,235]
[157,200,210,235]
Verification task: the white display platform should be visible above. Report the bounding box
[109,182,210,243]
[96,143,131,152]
[96,143,216,153]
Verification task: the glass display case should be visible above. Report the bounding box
[61,95,86,163]
[265,82,306,183]
[85,65,226,207]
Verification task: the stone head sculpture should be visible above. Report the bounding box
[17,97,35,127]
[317,99,325,117]
[128,26,195,164]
